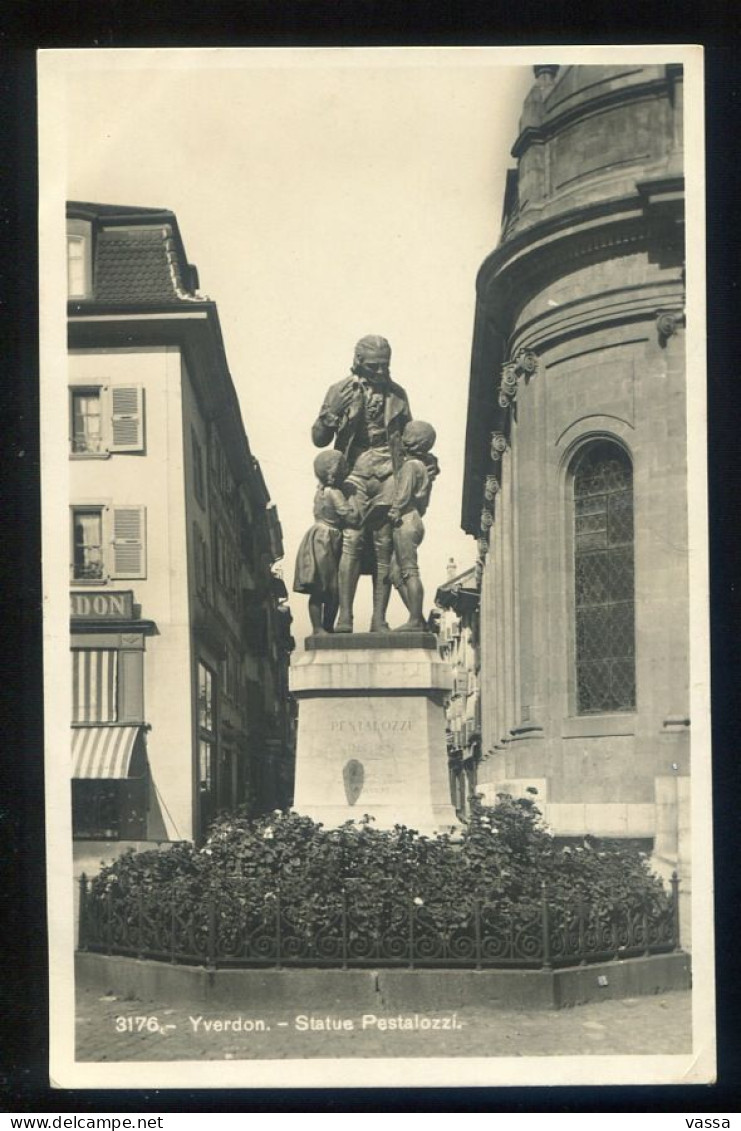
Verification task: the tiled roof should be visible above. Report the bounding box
[67,201,203,307]
[92,224,200,306]
[69,201,172,219]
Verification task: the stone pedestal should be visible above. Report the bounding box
[290,633,459,835]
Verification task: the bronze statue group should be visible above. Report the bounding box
[293,335,439,636]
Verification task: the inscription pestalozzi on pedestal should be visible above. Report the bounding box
[290,637,457,833]
[289,336,458,833]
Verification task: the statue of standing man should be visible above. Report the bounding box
[312,335,411,632]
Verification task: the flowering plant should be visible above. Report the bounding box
[87,792,670,952]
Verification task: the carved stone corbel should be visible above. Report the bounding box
[513,347,538,380]
[656,309,685,347]
[484,474,500,503]
[490,431,507,461]
[497,348,538,409]
[498,362,519,409]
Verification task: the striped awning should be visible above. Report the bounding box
[71,725,141,779]
[72,648,118,724]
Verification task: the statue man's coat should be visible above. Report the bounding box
[311,376,412,475]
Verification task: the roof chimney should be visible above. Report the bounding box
[446,557,457,581]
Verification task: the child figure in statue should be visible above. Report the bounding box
[388,420,438,631]
[293,450,361,635]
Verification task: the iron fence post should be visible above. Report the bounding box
[341,888,348,970]
[207,890,216,970]
[611,890,619,960]
[78,873,88,952]
[137,889,145,960]
[670,871,680,950]
[408,898,415,970]
[540,881,552,969]
[474,898,482,971]
[170,897,177,964]
[642,906,650,957]
[105,886,113,956]
[578,896,587,965]
[275,888,283,970]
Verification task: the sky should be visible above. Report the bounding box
[61,49,534,646]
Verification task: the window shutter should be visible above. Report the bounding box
[110,506,146,578]
[110,386,144,452]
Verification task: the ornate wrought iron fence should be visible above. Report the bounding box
[78,873,680,969]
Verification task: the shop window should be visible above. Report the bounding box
[571,440,636,714]
[198,661,217,839]
[199,740,214,794]
[71,504,147,582]
[198,662,215,732]
[72,779,146,840]
[70,385,144,456]
[218,746,237,811]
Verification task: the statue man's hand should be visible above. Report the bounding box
[329,378,357,419]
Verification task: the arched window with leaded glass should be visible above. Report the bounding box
[572,440,635,714]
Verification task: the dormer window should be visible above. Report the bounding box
[67,218,92,298]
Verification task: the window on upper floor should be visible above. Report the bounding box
[192,428,205,507]
[221,647,238,704]
[70,385,145,457]
[67,219,92,298]
[72,507,105,581]
[71,504,147,583]
[71,389,103,454]
[193,521,210,599]
[571,439,636,714]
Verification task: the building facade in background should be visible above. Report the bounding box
[68,202,295,870]
[461,66,689,929]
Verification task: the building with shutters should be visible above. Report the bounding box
[461,66,691,935]
[68,201,295,871]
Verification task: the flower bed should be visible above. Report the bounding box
[79,794,679,968]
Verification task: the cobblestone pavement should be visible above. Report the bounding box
[76,987,692,1061]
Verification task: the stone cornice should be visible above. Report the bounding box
[462,185,684,538]
[508,281,684,361]
[511,71,676,160]
[477,184,684,331]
